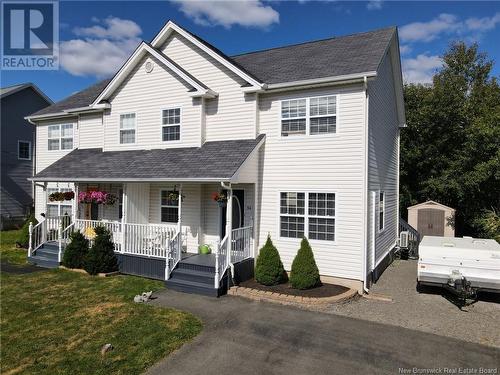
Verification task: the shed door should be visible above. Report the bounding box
[418,208,444,236]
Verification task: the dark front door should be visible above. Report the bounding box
[220,189,244,238]
[418,208,444,236]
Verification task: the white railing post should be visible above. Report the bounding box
[58,224,62,263]
[165,238,170,281]
[214,241,220,289]
[28,222,33,257]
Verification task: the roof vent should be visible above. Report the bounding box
[145,61,154,73]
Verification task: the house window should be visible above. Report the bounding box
[118,189,123,220]
[379,191,385,231]
[162,108,181,141]
[281,95,337,137]
[281,99,306,136]
[160,190,178,223]
[48,124,73,150]
[18,141,31,160]
[280,192,336,241]
[120,113,136,144]
[308,193,335,241]
[46,187,73,218]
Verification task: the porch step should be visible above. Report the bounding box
[28,255,59,269]
[170,268,215,284]
[36,246,59,256]
[165,277,224,297]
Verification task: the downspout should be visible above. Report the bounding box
[362,76,370,294]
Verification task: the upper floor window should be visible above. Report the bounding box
[162,108,181,141]
[379,191,385,231]
[160,190,179,223]
[18,141,31,160]
[120,113,136,144]
[48,124,73,151]
[281,95,337,137]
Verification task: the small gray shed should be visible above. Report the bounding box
[407,200,455,237]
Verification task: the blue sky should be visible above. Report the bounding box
[2,1,500,102]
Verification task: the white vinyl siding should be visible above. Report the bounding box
[367,50,400,267]
[281,95,337,137]
[48,124,73,151]
[161,33,255,142]
[120,113,136,144]
[162,108,181,141]
[259,85,365,281]
[79,112,103,149]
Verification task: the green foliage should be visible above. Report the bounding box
[255,235,286,286]
[474,210,500,243]
[84,226,118,275]
[17,214,38,248]
[401,42,500,236]
[62,231,89,269]
[289,238,321,289]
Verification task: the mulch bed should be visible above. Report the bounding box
[240,278,348,298]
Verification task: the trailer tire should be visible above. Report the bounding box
[416,281,423,293]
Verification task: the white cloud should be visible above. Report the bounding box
[60,17,141,77]
[366,0,383,10]
[399,45,412,55]
[171,0,279,28]
[402,54,442,84]
[465,12,500,32]
[399,14,461,43]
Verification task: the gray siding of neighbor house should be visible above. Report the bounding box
[1,87,51,226]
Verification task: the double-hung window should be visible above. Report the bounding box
[48,124,73,150]
[162,108,181,141]
[379,191,385,231]
[281,95,337,136]
[46,187,73,218]
[280,192,336,241]
[18,141,31,160]
[160,190,179,223]
[120,113,136,144]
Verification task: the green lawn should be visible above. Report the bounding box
[0,232,203,374]
[0,230,27,264]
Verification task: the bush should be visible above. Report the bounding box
[84,226,118,275]
[290,238,321,289]
[17,214,38,248]
[255,235,286,286]
[62,231,89,269]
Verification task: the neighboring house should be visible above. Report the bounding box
[26,21,405,296]
[1,83,52,229]
[408,200,456,237]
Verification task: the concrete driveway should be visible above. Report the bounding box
[147,287,499,375]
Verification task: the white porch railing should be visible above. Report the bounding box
[165,229,182,280]
[214,235,229,289]
[231,225,253,263]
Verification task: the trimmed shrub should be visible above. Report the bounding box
[255,235,286,286]
[17,214,38,248]
[84,226,118,275]
[62,231,89,269]
[290,237,321,289]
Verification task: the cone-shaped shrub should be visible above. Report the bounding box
[62,231,89,269]
[290,237,321,289]
[84,226,118,275]
[17,214,38,248]
[255,235,286,286]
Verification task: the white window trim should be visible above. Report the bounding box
[17,140,31,160]
[277,190,337,244]
[47,124,74,152]
[279,94,339,139]
[160,106,182,143]
[119,112,137,145]
[378,190,385,233]
[159,189,179,224]
[46,185,74,218]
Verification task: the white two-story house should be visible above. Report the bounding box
[26,21,405,296]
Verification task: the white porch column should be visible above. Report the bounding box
[121,184,127,253]
[177,184,183,233]
[225,187,233,265]
[73,183,79,222]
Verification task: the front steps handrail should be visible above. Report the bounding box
[28,219,45,257]
[165,229,182,280]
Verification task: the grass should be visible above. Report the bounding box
[0,230,27,264]
[0,233,203,375]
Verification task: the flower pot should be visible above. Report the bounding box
[199,244,212,254]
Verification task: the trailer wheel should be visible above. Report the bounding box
[416,281,423,293]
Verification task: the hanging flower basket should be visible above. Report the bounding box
[211,192,227,207]
[167,191,185,202]
[48,191,75,202]
[78,191,117,205]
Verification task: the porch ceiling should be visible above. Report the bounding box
[31,134,265,182]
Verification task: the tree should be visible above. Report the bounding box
[17,214,38,248]
[84,226,118,275]
[401,42,500,236]
[289,238,321,289]
[255,235,286,286]
[62,231,89,269]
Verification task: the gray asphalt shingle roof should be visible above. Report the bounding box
[32,135,265,181]
[231,27,396,84]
